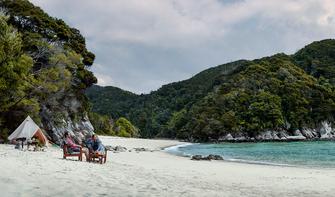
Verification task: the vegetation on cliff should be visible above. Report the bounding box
[0,0,98,139]
[0,1,140,140]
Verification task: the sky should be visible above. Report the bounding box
[29,0,335,94]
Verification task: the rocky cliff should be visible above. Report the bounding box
[187,121,335,143]
[40,115,95,145]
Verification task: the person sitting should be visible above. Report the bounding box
[85,134,103,154]
[64,132,89,161]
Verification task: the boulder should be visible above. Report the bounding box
[191,154,224,161]
[191,155,203,160]
[133,148,149,152]
[272,133,280,140]
[104,145,115,151]
[262,131,273,140]
[320,121,333,139]
[312,129,320,138]
[255,135,263,141]
[208,154,224,160]
[300,127,315,139]
[115,145,127,152]
[286,136,307,140]
[218,136,225,141]
[285,129,306,140]
[226,134,234,141]
[201,156,211,161]
[278,130,288,138]
[103,145,127,152]
[235,136,246,142]
[223,133,235,142]
[280,137,286,141]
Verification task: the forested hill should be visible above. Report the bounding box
[86,86,138,116]
[86,59,246,137]
[292,39,335,84]
[87,59,245,115]
[87,39,335,139]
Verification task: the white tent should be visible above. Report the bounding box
[8,116,49,146]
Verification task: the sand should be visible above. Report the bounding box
[1,136,335,197]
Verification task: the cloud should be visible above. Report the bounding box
[29,0,335,93]
[94,74,115,87]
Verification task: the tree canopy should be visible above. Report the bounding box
[0,1,98,139]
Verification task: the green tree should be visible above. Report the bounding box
[0,9,36,121]
[113,117,138,137]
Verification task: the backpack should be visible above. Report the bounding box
[15,143,21,149]
[63,139,73,154]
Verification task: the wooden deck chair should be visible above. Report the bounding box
[62,139,82,161]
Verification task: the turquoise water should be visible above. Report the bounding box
[165,141,335,168]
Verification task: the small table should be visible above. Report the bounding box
[27,141,38,150]
[89,153,107,164]
[16,138,26,150]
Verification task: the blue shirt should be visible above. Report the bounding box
[85,139,103,151]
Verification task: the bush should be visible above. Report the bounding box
[2,128,10,143]
[116,126,131,137]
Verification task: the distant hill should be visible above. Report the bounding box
[86,39,335,139]
[86,60,245,137]
[86,85,138,117]
[292,39,335,84]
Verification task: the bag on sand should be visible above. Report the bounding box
[15,143,20,149]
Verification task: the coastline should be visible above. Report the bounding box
[1,136,335,196]
[169,141,335,170]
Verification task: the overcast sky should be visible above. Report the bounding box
[29,0,335,94]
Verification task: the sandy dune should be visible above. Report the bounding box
[1,136,335,197]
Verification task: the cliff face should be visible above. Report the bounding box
[41,115,95,145]
[188,121,335,143]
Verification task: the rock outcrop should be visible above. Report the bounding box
[41,115,95,145]
[191,154,224,161]
[319,121,334,139]
[187,121,335,143]
[133,147,150,152]
[104,145,127,152]
[103,146,153,153]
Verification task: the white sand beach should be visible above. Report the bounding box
[1,136,335,197]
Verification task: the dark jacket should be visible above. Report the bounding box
[85,139,103,151]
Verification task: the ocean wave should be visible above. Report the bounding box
[164,143,195,156]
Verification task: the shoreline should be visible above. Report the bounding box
[1,136,335,196]
[164,142,335,170]
[181,138,335,144]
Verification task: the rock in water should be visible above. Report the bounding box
[191,155,224,161]
[208,154,224,160]
[191,155,203,160]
